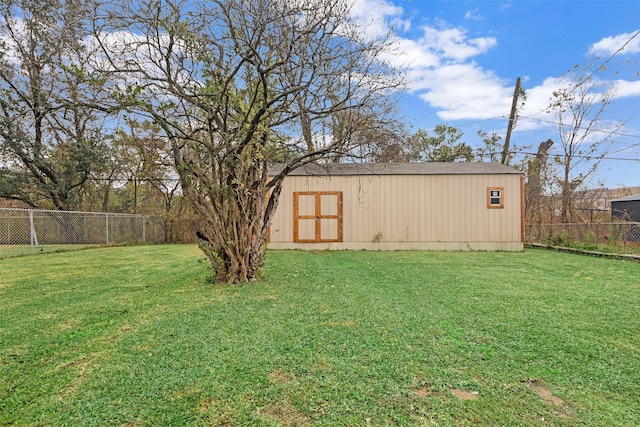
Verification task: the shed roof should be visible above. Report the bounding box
[269,162,522,177]
[611,193,640,203]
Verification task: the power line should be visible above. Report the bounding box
[412,116,505,133]
[511,150,640,162]
[454,117,506,128]
[521,29,640,119]
[570,29,640,94]
[518,115,640,140]
[602,141,640,157]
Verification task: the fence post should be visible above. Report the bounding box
[142,216,146,244]
[29,209,39,253]
[106,213,109,245]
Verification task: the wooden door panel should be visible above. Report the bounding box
[320,218,338,240]
[298,194,317,216]
[297,219,316,241]
[320,193,338,215]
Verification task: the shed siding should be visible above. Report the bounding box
[268,172,523,251]
[612,200,640,222]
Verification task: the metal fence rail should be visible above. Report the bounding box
[0,208,166,250]
[527,222,640,250]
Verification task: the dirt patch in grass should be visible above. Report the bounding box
[268,369,297,385]
[198,397,220,413]
[526,379,565,407]
[411,383,480,401]
[309,360,333,374]
[451,388,479,400]
[258,402,313,426]
[412,388,436,398]
[197,397,235,425]
[411,379,443,399]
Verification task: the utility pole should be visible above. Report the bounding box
[501,76,521,165]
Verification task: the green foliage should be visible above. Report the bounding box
[475,129,503,162]
[2,246,640,425]
[0,0,111,210]
[197,240,225,283]
[539,229,640,255]
[0,133,109,209]
[582,230,598,249]
[545,232,573,246]
[410,124,474,162]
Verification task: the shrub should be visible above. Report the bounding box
[545,232,572,246]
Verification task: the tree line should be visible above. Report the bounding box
[0,0,627,282]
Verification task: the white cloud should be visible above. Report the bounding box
[419,25,497,62]
[588,30,640,56]
[349,0,410,39]
[416,63,512,120]
[464,9,483,21]
[613,79,640,98]
[514,75,640,134]
[520,77,564,114]
[381,36,440,69]
[514,77,566,132]
[385,15,502,121]
[350,0,507,121]
[0,18,32,67]
[353,0,640,132]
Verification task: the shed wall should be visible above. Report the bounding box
[268,173,523,251]
[612,200,640,222]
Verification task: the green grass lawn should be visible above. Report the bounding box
[1,245,639,426]
[0,244,100,259]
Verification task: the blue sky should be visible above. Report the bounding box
[354,0,640,188]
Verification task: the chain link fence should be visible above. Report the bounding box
[527,222,640,253]
[0,208,166,257]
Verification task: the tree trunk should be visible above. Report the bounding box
[196,187,273,283]
[525,139,553,223]
[176,137,284,283]
[561,166,571,223]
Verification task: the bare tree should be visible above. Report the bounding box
[0,0,110,210]
[326,109,409,163]
[548,65,623,223]
[109,118,180,215]
[524,139,554,223]
[93,0,404,282]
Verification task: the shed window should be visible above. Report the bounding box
[487,187,504,209]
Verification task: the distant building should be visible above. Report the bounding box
[572,186,640,222]
[611,194,640,222]
[577,186,640,210]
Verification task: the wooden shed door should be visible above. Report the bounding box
[293,192,343,242]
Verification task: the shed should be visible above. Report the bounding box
[267,162,524,251]
[611,194,640,222]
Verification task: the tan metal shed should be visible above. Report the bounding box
[268,162,524,251]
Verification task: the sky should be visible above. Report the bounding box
[353,0,640,189]
[2,0,638,189]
